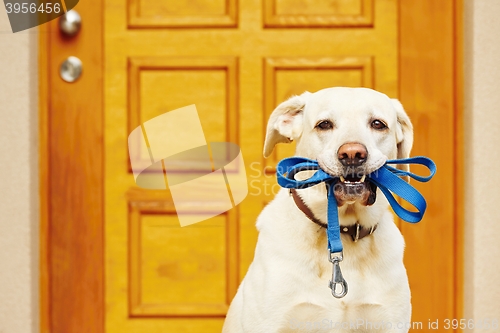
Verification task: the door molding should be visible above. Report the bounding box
[398,0,463,325]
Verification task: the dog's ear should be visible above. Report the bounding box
[263,92,310,158]
[392,99,414,175]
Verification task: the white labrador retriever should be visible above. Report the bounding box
[223,87,414,333]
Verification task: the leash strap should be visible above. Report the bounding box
[369,157,436,223]
[276,156,436,297]
[277,156,436,252]
[276,158,344,253]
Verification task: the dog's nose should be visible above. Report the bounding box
[337,143,368,167]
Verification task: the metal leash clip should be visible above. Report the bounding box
[328,251,348,298]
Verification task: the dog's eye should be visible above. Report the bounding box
[371,119,387,130]
[316,120,333,130]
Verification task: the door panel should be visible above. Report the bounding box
[264,0,372,27]
[128,0,237,28]
[264,56,374,170]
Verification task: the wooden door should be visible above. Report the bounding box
[41,0,462,332]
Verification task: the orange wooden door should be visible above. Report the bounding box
[41,0,462,332]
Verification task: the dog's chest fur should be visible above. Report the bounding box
[253,191,410,332]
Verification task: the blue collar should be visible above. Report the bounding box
[276,156,436,297]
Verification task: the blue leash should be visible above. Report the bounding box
[276,156,436,297]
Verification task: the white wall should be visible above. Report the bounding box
[0,10,39,333]
[463,0,500,330]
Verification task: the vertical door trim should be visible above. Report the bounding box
[453,0,464,326]
[398,0,463,329]
[39,0,104,331]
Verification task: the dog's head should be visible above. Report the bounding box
[264,87,413,206]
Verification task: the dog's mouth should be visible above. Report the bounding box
[317,159,380,207]
[333,173,377,207]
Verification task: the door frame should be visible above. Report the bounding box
[39,1,463,332]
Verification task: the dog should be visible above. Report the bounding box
[222,87,414,333]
